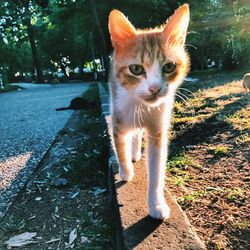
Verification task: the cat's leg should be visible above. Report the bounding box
[132,129,143,162]
[113,129,134,181]
[146,131,170,220]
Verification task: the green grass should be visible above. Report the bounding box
[177,190,205,205]
[167,152,195,187]
[235,133,250,143]
[207,145,230,155]
[167,151,192,170]
[225,109,250,130]
[172,173,191,187]
[226,188,245,202]
[231,220,250,230]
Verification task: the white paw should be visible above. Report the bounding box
[132,153,141,162]
[149,203,170,220]
[119,169,134,182]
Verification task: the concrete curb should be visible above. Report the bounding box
[98,83,206,250]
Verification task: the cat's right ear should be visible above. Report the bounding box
[109,10,136,48]
[162,4,190,48]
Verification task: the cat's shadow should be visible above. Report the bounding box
[115,180,127,189]
[123,215,163,248]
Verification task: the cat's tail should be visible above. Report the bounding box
[56,107,70,111]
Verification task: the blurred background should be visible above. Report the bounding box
[0,0,250,83]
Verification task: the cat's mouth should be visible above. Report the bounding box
[144,95,159,102]
[143,91,168,103]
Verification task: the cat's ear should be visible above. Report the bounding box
[162,4,190,47]
[109,10,136,47]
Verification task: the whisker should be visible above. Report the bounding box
[140,105,145,114]
[178,87,197,98]
[177,89,197,117]
[133,105,137,129]
[137,106,143,130]
[139,105,145,123]
[185,44,197,49]
[176,91,189,101]
[176,93,190,106]
[176,92,196,117]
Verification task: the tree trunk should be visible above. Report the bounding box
[89,0,109,82]
[201,47,205,70]
[26,21,43,83]
[90,32,98,80]
[80,57,85,79]
[58,62,68,78]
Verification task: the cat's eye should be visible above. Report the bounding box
[129,64,145,76]
[162,62,176,74]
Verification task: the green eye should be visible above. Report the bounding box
[129,64,144,75]
[162,62,176,74]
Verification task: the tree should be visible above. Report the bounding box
[1,0,49,82]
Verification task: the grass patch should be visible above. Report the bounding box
[174,114,210,124]
[207,145,230,155]
[172,173,191,187]
[177,190,205,205]
[235,133,250,143]
[78,208,113,248]
[167,152,194,187]
[226,188,245,202]
[167,151,192,170]
[174,101,185,114]
[225,109,250,130]
[231,220,250,230]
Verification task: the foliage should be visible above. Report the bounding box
[0,0,250,83]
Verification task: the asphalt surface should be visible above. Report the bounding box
[0,82,92,217]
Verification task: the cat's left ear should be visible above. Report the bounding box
[162,4,190,47]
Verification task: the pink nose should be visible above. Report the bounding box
[149,85,161,95]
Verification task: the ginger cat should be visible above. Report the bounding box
[108,4,190,220]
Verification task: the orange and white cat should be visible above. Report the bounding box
[108,4,190,220]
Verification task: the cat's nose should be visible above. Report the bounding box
[148,85,161,95]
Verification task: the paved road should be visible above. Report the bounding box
[0,82,93,217]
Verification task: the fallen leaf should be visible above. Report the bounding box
[45,238,61,244]
[80,236,89,244]
[68,228,77,245]
[70,191,79,199]
[5,232,37,247]
[52,177,68,187]
[92,188,106,196]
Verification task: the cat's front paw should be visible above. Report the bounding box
[132,152,141,162]
[119,169,134,182]
[149,203,170,220]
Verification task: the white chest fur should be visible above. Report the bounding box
[111,85,175,132]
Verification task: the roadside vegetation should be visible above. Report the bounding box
[167,70,250,249]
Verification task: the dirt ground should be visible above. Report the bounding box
[0,87,114,249]
[167,70,250,250]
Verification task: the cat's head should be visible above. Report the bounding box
[109,4,190,107]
